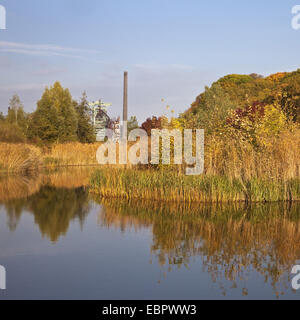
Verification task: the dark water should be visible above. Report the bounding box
[0,169,300,300]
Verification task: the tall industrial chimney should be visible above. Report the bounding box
[123,71,128,122]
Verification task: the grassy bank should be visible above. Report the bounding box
[89,168,300,203]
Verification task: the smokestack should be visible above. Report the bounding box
[123,71,128,122]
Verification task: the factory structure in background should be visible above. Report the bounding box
[88,100,113,141]
[89,72,128,141]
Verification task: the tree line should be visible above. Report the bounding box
[1,69,300,145]
[0,81,142,144]
[0,82,96,144]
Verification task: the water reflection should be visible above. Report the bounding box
[97,200,300,297]
[6,186,90,242]
[1,171,300,298]
[0,167,92,202]
[0,168,93,241]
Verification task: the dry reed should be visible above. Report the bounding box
[0,143,42,173]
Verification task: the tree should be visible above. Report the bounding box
[249,73,264,79]
[7,94,23,124]
[141,116,163,136]
[6,94,28,134]
[29,82,78,143]
[74,92,96,143]
[127,116,139,133]
[183,68,300,138]
[183,83,236,134]
[226,101,287,148]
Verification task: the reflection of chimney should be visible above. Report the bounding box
[123,71,128,122]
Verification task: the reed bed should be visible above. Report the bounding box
[0,142,102,173]
[43,142,101,167]
[0,143,42,173]
[90,168,300,202]
[89,128,300,203]
[204,129,300,181]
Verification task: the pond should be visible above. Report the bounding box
[0,168,299,300]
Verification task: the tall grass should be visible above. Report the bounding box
[88,128,300,203]
[204,128,300,181]
[0,142,102,173]
[0,143,41,173]
[90,168,300,202]
[43,142,101,167]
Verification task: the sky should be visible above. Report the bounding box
[0,0,300,121]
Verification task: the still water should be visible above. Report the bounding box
[0,168,299,300]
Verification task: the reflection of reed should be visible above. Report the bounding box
[0,174,42,202]
[0,167,96,202]
[97,200,300,297]
[44,167,95,189]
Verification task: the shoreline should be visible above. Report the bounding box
[1,166,299,204]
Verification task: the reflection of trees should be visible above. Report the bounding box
[27,186,90,242]
[97,200,300,297]
[0,174,42,230]
[0,167,96,240]
[2,185,91,242]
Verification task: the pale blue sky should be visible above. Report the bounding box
[0,0,300,121]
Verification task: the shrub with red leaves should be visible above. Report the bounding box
[141,116,163,136]
[227,101,266,129]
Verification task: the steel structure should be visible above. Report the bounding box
[88,100,112,141]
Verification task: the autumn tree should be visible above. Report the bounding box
[226,101,287,148]
[141,116,163,136]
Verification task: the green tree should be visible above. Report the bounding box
[29,82,78,143]
[74,92,95,143]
